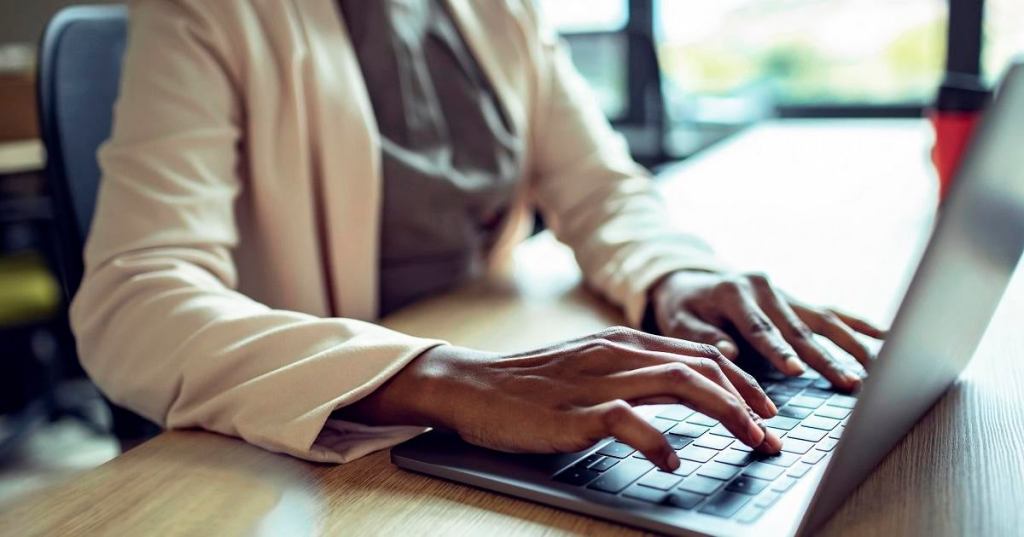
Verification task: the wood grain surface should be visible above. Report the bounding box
[3,120,1021,536]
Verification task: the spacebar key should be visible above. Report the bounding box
[587,459,655,493]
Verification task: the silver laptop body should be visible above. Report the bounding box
[391,62,1024,537]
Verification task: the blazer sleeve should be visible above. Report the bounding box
[71,0,442,463]
[521,3,729,327]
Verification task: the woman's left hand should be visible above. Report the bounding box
[648,270,888,392]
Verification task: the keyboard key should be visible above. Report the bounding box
[665,490,706,510]
[707,424,735,438]
[803,451,828,465]
[811,378,833,390]
[587,459,654,493]
[815,406,852,420]
[670,423,710,438]
[700,490,752,518]
[766,426,788,439]
[597,442,635,459]
[678,445,718,463]
[646,417,678,433]
[816,438,839,452]
[768,394,792,407]
[554,466,600,486]
[789,396,826,409]
[764,415,801,430]
[656,405,695,422]
[827,394,858,409]
[697,462,743,481]
[731,443,754,453]
[693,434,734,451]
[782,377,814,389]
[828,428,844,440]
[623,484,669,504]
[788,426,828,442]
[743,462,785,481]
[578,454,603,467]
[779,438,815,454]
[754,491,783,508]
[802,388,835,399]
[588,457,619,472]
[725,475,771,495]
[778,406,813,419]
[802,416,841,431]
[679,475,725,495]
[766,384,801,396]
[637,471,683,490]
[737,505,765,524]
[715,449,757,467]
[771,476,797,492]
[687,414,719,427]
[788,463,813,478]
[664,434,693,450]
[671,459,702,477]
[758,451,801,468]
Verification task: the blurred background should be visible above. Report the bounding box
[0,0,1020,508]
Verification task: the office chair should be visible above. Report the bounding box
[38,5,161,448]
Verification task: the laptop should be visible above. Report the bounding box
[391,61,1024,537]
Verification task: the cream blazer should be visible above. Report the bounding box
[72,0,723,463]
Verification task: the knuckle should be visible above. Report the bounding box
[745,312,773,333]
[598,326,634,342]
[696,343,722,358]
[727,399,749,423]
[601,400,633,427]
[695,357,722,375]
[744,272,771,288]
[662,363,694,384]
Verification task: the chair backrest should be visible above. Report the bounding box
[38,5,127,299]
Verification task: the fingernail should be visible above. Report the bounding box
[759,430,783,454]
[843,371,863,391]
[766,398,778,416]
[784,356,806,375]
[715,340,738,358]
[666,451,681,471]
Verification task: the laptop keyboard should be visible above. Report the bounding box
[552,372,856,524]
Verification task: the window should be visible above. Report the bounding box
[986,0,1024,85]
[536,0,631,120]
[655,0,948,108]
[535,0,628,33]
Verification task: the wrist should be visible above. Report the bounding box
[341,344,492,430]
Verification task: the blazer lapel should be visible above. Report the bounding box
[291,0,382,320]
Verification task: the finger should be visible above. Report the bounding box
[708,284,804,377]
[800,309,877,369]
[750,280,862,392]
[596,363,768,448]
[598,326,727,359]
[588,340,775,418]
[707,354,778,418]
[665,312,740,360]
[829,309,888,339]
[584,400,679,471]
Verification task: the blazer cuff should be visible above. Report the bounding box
[308,420,430,463]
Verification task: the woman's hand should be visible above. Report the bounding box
[342,327,782,472]
[649,270,887,392]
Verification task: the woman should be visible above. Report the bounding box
[73,0,883,473]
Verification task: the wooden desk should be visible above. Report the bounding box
[3,120,1022,536]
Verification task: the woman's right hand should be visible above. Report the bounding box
[342,327,782,472]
